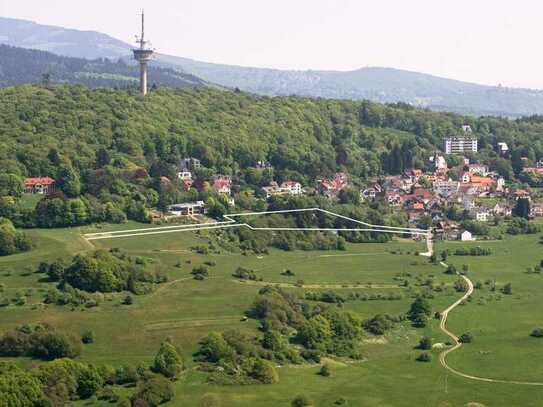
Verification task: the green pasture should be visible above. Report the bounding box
[1,223,543,406]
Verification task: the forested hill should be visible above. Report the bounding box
[1,85,542,186]
[159,56,543,117]
[0,45,208,89]
[4,16,543,117]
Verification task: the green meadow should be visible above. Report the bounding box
[1,224,543,406]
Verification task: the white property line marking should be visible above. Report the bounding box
[84,208,428,241]
[83,220,236,237]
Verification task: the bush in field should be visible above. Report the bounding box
[416,352,432,362]
[131,376,174,406]
[418,336,432,350]
[407,297,431,327]
[0,218,33,256]
[459,333,474,343]
[82,330,95,344]
[292,395,312,407]
[152,340,184,379]
[0,324,82,360]
[318,364,331,377]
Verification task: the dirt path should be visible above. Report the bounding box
[233,280,400,289]
[436,255,543,386]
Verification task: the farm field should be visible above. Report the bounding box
[1,224,543,406]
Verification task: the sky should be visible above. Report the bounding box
[1,0,542,88]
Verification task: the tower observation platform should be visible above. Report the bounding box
[133,10,154,95]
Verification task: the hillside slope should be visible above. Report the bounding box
[0,44,207,89]
[0,16,129,59]
[0,85,541,182]
[3,16,543,116]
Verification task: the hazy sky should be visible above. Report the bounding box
[1,0,542,88]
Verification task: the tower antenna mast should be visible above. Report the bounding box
[133,9,154,95]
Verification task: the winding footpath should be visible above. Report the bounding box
[433,240,543,386]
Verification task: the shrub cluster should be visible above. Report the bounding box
[454,246,492,256]
[38,249,167,294]
[0,217,33,256]
[0,324,82,360]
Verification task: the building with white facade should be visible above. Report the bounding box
[444,137,478,155]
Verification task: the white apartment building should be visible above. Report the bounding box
[444,137,478,155]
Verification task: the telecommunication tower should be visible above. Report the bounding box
[133,10,154,95]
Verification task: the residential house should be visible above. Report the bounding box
[181,179,193,191]
[433,180,459,197]
[409,202,425,212]
[411,188,433,204]
[461,172,471,184]
[492,203,512,217]
[320,172,349,198]
[430,154,448,172]
[177,170,192,181]
[497,142,509,155]
[473,207,491,222]
[281,181,303,195]
[256,160,273,169]
[384,190,403,207]
[262,181,303,199]
[361,182,382,201]
[180,157,201,171]
[470,176,495,191]
[23,177,56,195]
[468,164,489,176]
[460,230,475,241]
[168,201,206,216]
[213,175,232,195]
[404,168,423,182]
[531,204,543,218]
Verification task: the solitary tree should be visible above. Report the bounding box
[418,336,433,350]
[319,364,331,377]
[152,340,184,379]
[502,283,513,295]
[292,395,312,407]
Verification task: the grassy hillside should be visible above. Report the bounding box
[1,222,542,406]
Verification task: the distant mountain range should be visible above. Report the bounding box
[0,44,207,89]
[2,16,543,117]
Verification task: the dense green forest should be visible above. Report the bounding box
[1,85,543,228]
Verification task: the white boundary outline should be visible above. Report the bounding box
[83,208,429,241]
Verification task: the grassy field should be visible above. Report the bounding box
[1,223,543,406]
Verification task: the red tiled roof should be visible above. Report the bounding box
[24,177,55,186]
